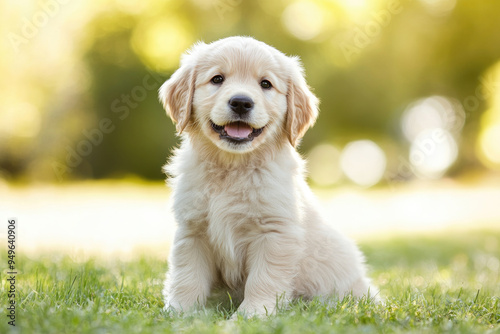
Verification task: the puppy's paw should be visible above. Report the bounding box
[232,300,274,320]
[229,310,262,321]
[162,305,179,318]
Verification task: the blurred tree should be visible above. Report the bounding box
[82,11,173,180]
[1,0,500,182]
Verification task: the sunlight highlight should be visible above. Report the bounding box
[0,102,41,138]
[477,62,500,170]
[340,140,386,187]
[401,96,465,142]
[308,144,342,186]
[336,0,371,12]
[418,0,456,16]
[401,96,464,179]
[409,129,458,179]
[477,124,500,169]
[132,17,193,71]
[282,1,324,40]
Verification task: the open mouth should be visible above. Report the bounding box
[210,121,264,143]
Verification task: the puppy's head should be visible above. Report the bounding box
[159,36,319,154]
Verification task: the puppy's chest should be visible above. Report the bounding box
[192,170,258,288]
[192,168,284,284]
[204,168,263,239]
[205,167,284,223]
[176,164,297,285]
[184,167,274,220]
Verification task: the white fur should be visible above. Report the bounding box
[159,36,377,317]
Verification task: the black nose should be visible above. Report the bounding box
[228,95,254,116]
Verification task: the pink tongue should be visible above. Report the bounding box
[224,122,253,138]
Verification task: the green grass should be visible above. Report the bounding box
[1,231,499,333]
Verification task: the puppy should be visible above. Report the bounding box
[159,36,376,317]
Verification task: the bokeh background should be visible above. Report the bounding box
[1,0,500,255]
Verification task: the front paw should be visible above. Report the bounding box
[162,299,183,317]
[163,302,209,318]
[163,296,199,315]
[163,289,207,314]
[232,300,275,319]
[229,310,264,321]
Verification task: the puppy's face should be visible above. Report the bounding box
[160,37,319,154]
[192,40,289,153]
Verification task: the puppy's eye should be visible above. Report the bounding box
[260,80,272,89]
[211,75,224,85]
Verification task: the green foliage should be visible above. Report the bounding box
[3,0,500,181]
[1,231,499,333]
[78,0,500,180]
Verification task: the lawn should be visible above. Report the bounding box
[1,230,499,333]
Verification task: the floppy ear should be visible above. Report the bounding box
[286,57,319,147]
[158,55,197,133]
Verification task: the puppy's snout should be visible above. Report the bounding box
[228,95,254,116]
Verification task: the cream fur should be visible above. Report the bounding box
[159,36,377,317]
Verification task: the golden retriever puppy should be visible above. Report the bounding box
[159,36,376,317]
